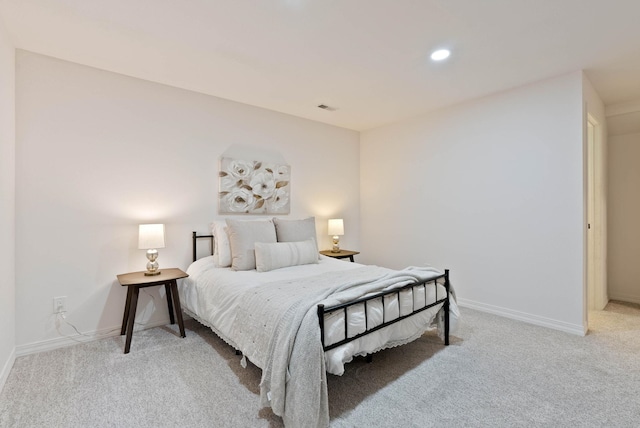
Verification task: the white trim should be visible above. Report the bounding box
[15,320,169,357]
[607,293,640,306]
[0,347,16,393]
[457,298,586,336]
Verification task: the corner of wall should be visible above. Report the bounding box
[0,11,16,393]
[0,348,16,392]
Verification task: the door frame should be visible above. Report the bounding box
[585,113,608,322]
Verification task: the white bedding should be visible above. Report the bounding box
[179,255,457,375]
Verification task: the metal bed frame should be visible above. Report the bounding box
[192,232,450,354]
[318,270,450,350]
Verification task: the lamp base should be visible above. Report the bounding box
[331,236,340,253]
[145,250,161,276]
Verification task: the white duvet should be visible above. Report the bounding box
[179,255,458,375]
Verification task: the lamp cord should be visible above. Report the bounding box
[54,288,161,342]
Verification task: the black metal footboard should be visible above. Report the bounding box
[317,269,450,352]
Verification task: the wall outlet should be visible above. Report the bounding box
[53,296,67,314]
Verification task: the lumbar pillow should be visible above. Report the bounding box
[211,221,232,267]
[255,239,319,272]
[226,219,277,271]
[273,217,318,252]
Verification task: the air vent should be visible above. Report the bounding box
[317,104,337,111]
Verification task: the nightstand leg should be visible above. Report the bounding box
[170,280,186,338]
[124,287,140,354]
[121,286,133,335]
[165,283,175,324]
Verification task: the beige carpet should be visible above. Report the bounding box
[589,300,640,333]
[1,305,640,427]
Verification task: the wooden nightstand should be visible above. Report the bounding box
[116,268,189,354]
[319,249,360,262]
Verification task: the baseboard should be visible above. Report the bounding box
[608,292,640,306]
[0,347,16,393]
[457,298,586,336]
[15,320,170,357]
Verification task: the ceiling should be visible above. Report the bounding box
[2,0,640,131]
[607,111,640,136]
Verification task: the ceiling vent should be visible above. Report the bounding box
[317,104,337,111]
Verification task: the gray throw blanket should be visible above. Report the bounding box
[230,265,446,428]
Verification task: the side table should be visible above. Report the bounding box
[319,249,360,262]
[116,268,189,354]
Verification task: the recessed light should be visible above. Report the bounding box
[430,49,451,61]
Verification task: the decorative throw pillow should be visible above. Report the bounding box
[211,221,232,267]
[226,219,277,271]
[255,239,319,272]
[273,217,319,252]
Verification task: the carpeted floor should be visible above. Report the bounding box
[1,305,639,427]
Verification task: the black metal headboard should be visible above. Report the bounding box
[192,231,214,262]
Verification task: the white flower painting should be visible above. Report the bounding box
[218,157,291,214]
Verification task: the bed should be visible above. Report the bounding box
[179,218,458,427]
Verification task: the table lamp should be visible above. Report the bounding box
[328,219,344,253]
[138,224,165,276]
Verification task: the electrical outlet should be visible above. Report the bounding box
[53,296,67,314]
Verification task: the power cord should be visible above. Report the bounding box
[54,289,162,341]
[55,312,121,342]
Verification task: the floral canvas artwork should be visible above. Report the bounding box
[218,157,291,214]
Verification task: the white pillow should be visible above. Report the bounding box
[211,221,232,267]
[273,217,319,252]
[255,239,319,272]
[226,219,277,271]
[186,255,216,278]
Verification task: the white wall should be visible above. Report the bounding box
[15,51,360,353]
[0,18,16,389]
[360,72,586,334]
[608,131,640,304]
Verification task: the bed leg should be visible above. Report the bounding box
[444,269,450,346]
[444,300,450,346]
[317,304,326,350]
[366,354,373,363]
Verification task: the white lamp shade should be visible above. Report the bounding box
[138,224,166,249]
[328,219,344,236]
